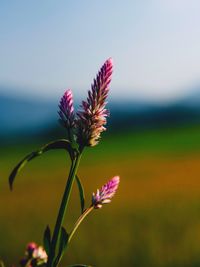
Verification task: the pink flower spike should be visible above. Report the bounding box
[58,89,75,129]
[92,176,120,209]
[77,58,113,147]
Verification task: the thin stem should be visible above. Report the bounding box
[24,259,32,267]
[47,153,82,267]
[55,206,94,267]
[68,206,94,243]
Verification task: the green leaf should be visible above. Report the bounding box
[67,265,92,267]
[60,226,69,251]
[43,225,51,255]
[75,175,85,213]
[54,227,69,266]
[9,139,72,190]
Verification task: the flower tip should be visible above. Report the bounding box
[107,57,113,66]
[112,175,120,183]
[62,89,73,103]
[64,88,72,95]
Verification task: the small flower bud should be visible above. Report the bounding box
[58,89,75,129]
[92,176,120,209]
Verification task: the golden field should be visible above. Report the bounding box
[1,126,200,266]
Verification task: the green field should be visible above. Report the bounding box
[2,126,200,267]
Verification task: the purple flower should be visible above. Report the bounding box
[77,58,113,147]
[58,89,75,130]
[92,176,120,209]
[20,243,47,267]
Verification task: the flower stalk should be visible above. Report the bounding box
[47,152,82,267]
[68,206,94,244]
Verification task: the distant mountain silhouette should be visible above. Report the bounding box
[178,85,200,108]
[1,85,200,143]
[0,93,56,134]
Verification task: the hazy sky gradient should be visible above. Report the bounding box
[1,0,200,102]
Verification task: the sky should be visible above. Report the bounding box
[1,0,200,103]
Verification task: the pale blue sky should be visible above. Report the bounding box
[1,0,200,102]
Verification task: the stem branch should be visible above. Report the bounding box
[68,206,94,243]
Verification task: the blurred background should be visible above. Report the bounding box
[1,1,200,266]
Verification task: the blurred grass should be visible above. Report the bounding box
[1,125,200,266]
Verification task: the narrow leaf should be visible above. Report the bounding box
[75,175,85,213]
[68,265,92,267]
[43,225,51,255]
[9,139,71,190]
[54,227,69,266]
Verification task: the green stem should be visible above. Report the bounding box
[68,206,94,243]
[47,153,82,267]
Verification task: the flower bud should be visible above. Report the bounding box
[92,176,120,209]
